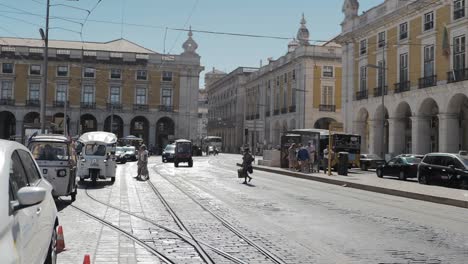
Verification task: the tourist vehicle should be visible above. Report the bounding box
[417,152,468,189]
[376,155,422,180]
[174,139,193,167]
[202,136,222,154]
[28,134,78,201]
[360,154,386,171]
[77,132,117,183]
[115,147,127,164]
[1,139,59,264]
[162,143,176,163]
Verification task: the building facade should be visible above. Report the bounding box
[245,15,343,150]
[206,67,257,153]
[0,30,203,152]
[196,88,208,145]
[337,0,468,157]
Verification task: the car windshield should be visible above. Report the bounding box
[116,147,124,154]
[30,142,70,161]
[177,143,191,153]
[123,147,135,153]
[460,156,468,167]
[84,144,107,156]
[165,145,175,151]
[403,157,421,164]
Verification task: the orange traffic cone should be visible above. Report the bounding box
[56,226,65,253]
[83,254,91,264]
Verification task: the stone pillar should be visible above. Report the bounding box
[123,124,130,137]
[16,119,23,142]
[97,122,104,131]
[388,117,405,155]
[353,121,368,153]
[411,116,431,155]
[438,113,459,153]
[368,120,379,155]
[149,122,156,146]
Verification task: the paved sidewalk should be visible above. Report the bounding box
[247,164,468,209]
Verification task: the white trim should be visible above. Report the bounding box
[81,84,96,104]
[135,69,148,81]
[135,85,148,105]
[451,0,467,22]
[28,64,42,76]
[420,37,436,77]
[55,82,69,102]
[83,66,96,79]
[1,62,15,75]
[0,79,15,100]
[109,68,122,80]
[449,27,468,70]
[108,84,122,104]
[27,81,41,100]
[56,65,69,78]
[422,10,436,33]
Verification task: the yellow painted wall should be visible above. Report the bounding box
[148,70,161,107]
[121,68,134,105]
[367,35,377,94]
[409,16,422,86]
[14,64,28,103]
[69,65,81,106]
[335,67,342,109]
[94,65,108,108]
[386,26,398,91]
[436,5,450,81]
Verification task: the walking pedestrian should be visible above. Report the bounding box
[297,144,310,173]
[288,143,297,171]
[306,141,316,172]
[323,145,329,174]
[242,148,254,183]
[137,144,149,180]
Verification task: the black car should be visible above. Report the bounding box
[417,152,468,189]
[360,154,385,171]
[376,155,422,180]
[162,143,175,163]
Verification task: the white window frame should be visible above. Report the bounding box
[110,69,122,80]
[321,85,334,106]
[109,85,121,104]
[453,0,466,20]
[359,66,367,92]
[28,82,40,100]
[453,34,466,70]
[161,88,173,106]
[423,11,434,32]
[423,45,435,77]
[162,71,173,82]
[29,64,41,75]
[378,31,386,48]
[135,85,147,105]
[2,63,14,74]
[323,66,334,77]
[0,80,13,99]
[56,65,69,77]
[136,70,147,81]
[360,39,367,55]
[82,84,95,104]
[83,67,96,78]
[399,22,408,41]
[399,53,409,83]
[55,83,68,102]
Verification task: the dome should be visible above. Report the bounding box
[182,26,198,56]
[296,13,310,46]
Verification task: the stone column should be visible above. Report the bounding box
[16,119,23,142]
[123,124,130,137]
[411,116,431,155]
[388,117,405,155]
[353,120,368,153]
[438,113,460,153]
[149,122,156,146]
[368,120,379,155]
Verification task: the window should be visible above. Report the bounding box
[110,86,120,103]
[1,80,13,99]
[291,83,296,106]
[17,150,41,185]
[378,31,386,48]
[110,69,121,79]
[399,53,409,82]
[276,76,280,86]
[360,39,367,55]
[377,60,386,88]
[57,66,68,77]
[162,88,172,106]
[454,0,465,20]
[424,12,434,31]
[82,85,95,103]
[30,64,41,75]
[424,45,435,77]
[136,70,147,80]
[266,83,271,110]
[162,71,173,82]
[29,83,40,100]
[292,70,296,80]
[399,22,408,40]
[453,35,466,70]
[283,86,287,108]
[30,142,70,161]
[2,63,13,74]
[275,82,280,109]
[359,66,367,91]
[284,73,287,83]
[136,85,147,105]
[9,151,29,194]
[321,86,333,105]
[83,67,95,78]
[56,83,67,102]
[323,66,334,77]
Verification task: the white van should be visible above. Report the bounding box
[77,132,117,183]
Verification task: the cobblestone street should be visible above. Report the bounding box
[57,154,468,264]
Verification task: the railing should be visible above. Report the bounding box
[133,104,149,111]
[107,103,122,110]
[26,99,40,107]
[0,98,14,105]
[373,86,388,97]
[355,90,368,100]
[418,75,437,89]
[447,68,468,83]
[158,105,172,112]
[53,100,69,108]
[319,104,336,112]
[281,107,287,114]
[289,105,296,113]
[254,114,260,119]
[265,110,270,117]
[273,109,279,115]
[80,102,96,109]
[394,81,411,93]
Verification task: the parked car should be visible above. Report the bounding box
[162,143,176,163]
[115,147,127,164]
[417,152,468,189]
[122,146,138,161]
[376,155,422,180]
[360,154,385,171]
[1,139,59,264]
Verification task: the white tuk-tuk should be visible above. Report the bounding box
[28,134,78,201]
[77,132,117,183]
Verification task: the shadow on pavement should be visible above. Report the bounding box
[77,180,113,190]
[55,199,72,212]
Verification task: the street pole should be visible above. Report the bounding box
[303,73,306,129]
[40,0,50,133]
[381,43,386,160]
[110,104,114,134]
[64,86,68,137]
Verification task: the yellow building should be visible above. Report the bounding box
[337,0,468,157]
[0,31,203,152]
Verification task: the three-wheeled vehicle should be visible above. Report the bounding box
[77,132,117,183]
[174,139,193,167]
[28,134,78,201]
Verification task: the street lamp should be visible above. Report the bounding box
[39,0,50,134]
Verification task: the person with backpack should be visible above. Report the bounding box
[241,148,254,184]
[297,144,310,173]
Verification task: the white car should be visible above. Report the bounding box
[0,140,58,264]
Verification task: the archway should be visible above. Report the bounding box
[80,114,97,134]
[24,112,40,124]
[313,117,337,129]
[156,117,175,154]
[51,113,69,134]
[374,105,389,157]
[130,116,149,144]
[445,94,468,152]
[104,115,124,138]
[354,108,369,153]
[0,111,15,139]
[417,98,439,154]
[392,102,412,155]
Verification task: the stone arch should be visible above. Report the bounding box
[80,114,97,134]
[443,94,468,152]
[24,112,40,124]
[0,111,16,139]
[104,115,124,138]
[156,117,175,154]
[372,105,389,157]
[416,98,439,153]
[313,117,336,129]
[391,101,413,154]
[354,108,369,153]
[130,116,149,144]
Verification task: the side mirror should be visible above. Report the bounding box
[14,186,47,210]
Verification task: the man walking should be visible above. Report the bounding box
[306,141,316,172]
[297,144,310,173]
[323,145,329,174]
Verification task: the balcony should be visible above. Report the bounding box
[447,68,468,83]
[373,86,388,97]
[107,103,123,111]
[158,105,173,112]
[265,110,270,117]
[80,102,96,109]
[319,104,336,112]
[418,75,437,89]
[289,105,296,113]
[53,100,69,108]
[281,107,287,114]
[273,109,280,116]
[355,90,368,100]
[394,81,411,93]
[26,99,40,107]
[255,114,260,119]
[0,98,14,105]
[131,104,148,111]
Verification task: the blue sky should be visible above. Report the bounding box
[0,0,378,87]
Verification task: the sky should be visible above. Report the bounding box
[0,0,378,87]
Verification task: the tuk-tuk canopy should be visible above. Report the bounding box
[79,132,117,144]
[175,139,191,143]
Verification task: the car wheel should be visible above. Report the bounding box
[111,177,116,183]
[71,192,76,202]
[460,179,468,190]
[418,172,429,185]
[376,168,383,178]
[399,171,406,181]
[188,160,193,167]
[44,225,57,264]
[174,161,179,167]
[122,159,127,164]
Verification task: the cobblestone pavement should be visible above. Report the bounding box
[56,154,468,263]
